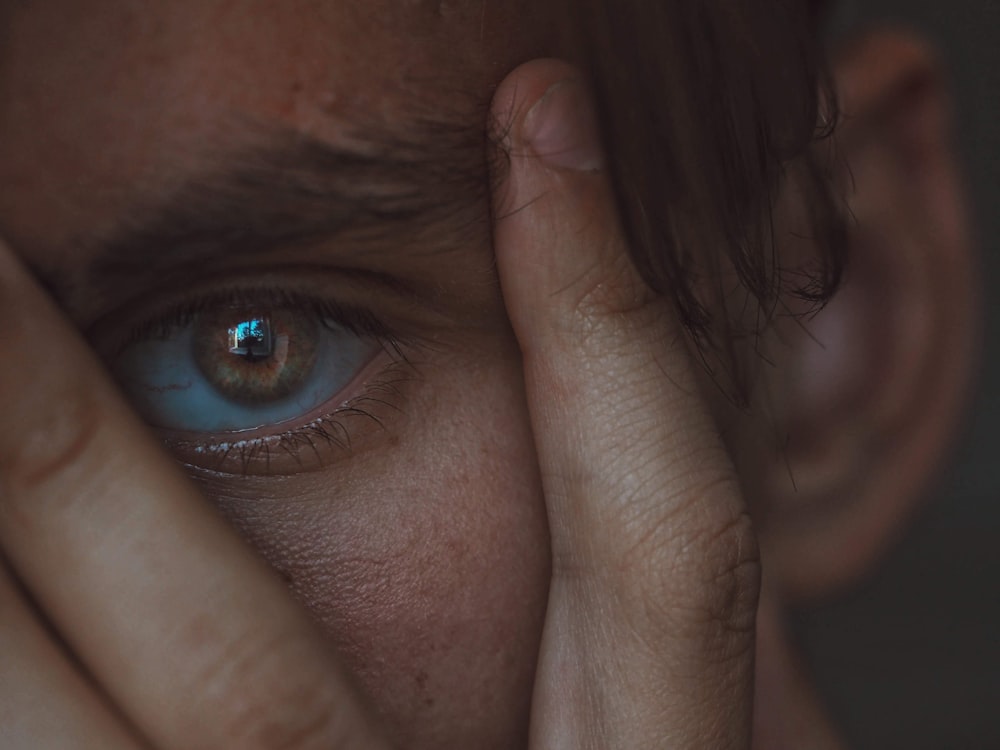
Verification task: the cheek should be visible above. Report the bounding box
[201,350,550,750]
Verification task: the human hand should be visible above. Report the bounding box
[489,59,759,749]
[0,57,757,750]
[0,248,390,748]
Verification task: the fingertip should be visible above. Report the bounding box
[490,58,578,141]
[489,58,649,352]
[491,59,602,172]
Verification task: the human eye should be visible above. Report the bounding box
[97,279,416,475]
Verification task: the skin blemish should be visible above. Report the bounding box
[414,670,435,708]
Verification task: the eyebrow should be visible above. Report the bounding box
[43,116,496,318]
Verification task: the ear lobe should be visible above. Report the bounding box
[749,31,979,601]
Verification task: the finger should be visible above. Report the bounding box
[0,244,386,750]
[0,563,147,750]
[491,60,759,749]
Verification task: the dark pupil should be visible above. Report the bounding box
[228,317,272,361]
[195,309,319,406]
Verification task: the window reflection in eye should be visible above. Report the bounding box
[111,297,381,436]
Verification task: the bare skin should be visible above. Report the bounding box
[0,52,757,748]
[0,2,978,749]
[0,3,559,746]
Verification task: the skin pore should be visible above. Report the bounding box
[0,1,978,749]
[0,2,561,746]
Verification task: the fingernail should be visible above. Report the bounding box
[522,78,604,172]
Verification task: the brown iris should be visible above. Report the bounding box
[193,309,319,405]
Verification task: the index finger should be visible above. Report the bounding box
[490,60,760,749]
[0,243,386,750]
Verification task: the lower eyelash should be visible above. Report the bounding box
[173,355,421,476]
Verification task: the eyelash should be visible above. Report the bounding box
[182,357,417,475]
[112,286,395,353]
[103,284,418,475]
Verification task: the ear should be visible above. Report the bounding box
[737,30,980,601]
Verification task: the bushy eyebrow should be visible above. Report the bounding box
[47,116,495,316]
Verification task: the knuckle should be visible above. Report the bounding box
[200,631,353,750]
[553,238,662,338]
[570,251,653,318]
[0,296,105,496]
[0,372,107,529]
[690,509,761,640]
[625,476,761,650]
[6,390,102,489]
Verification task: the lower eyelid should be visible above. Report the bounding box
[162,351,421,477]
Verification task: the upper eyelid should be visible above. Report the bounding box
[104,289,395,357]
[85,265,436,356]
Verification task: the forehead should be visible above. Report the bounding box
[0,0,548,258]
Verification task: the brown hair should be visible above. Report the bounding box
[573,0,843,402]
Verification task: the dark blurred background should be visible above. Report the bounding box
[793,1,1000,748]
